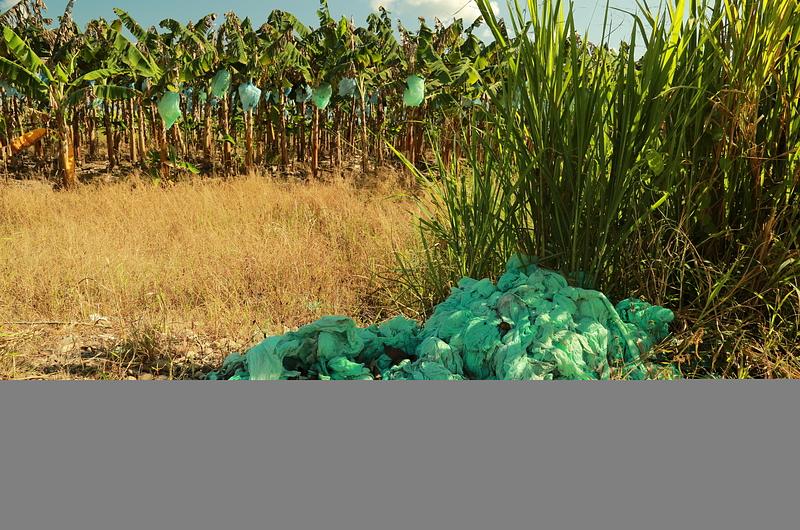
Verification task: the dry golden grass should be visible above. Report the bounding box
[0,175,416,379]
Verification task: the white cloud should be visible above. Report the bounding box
[371,0,396,9]
[370,0,499,25]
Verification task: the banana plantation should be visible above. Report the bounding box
[1,0,502,186]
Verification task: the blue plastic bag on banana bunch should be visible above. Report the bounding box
[362,92,380,118]
[238,82,262,112]
[157,91,182,130]
[0,81,22,99]
[311,83,333,109]
[403,75,425,107]
[295,84,312,104]
[210,69,231,98]
[338,78,357,97]
[183,87,194,113]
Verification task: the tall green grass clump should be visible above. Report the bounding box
[400,0,799,377]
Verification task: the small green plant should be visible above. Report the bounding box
[145,146,200,180]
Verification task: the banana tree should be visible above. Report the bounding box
[221,13,263,173]
[176,15,218,168]
[349,7,402,172]
[114,12,195,178]
[301,1,351,176]
[0,26,139,187]
[424,17,492,166]
[261,9,312,167]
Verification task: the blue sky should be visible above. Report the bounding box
[39,1,644,45]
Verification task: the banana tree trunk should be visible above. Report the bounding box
[348,101,355,160]
[57,109,76,189]
[159,121,169,179]
[1,146,7,181]
[203,101,213,168]
[127,98,137,164]
[244,109,254,173]
[220,95,231,174]
[360,93,369,173]
[174,123,185,160]
[137,101,146,168]
[150,102,158,144]
[299,102,306,164]
[279,94,289,166]
[405,108,412,162]
[376,100,384,166]
[312,107,319,178]
[1,102,9,179]
[103,101,115,170]
[71,110,81,165]
[413,105,425,165]
[334,112,341,168]
[87,105,97,160]
[255,101,264,165]
[11,98,22,135]
[265,117,275,165]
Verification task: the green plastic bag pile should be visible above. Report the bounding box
[207,256,676,381]
[157,92,182,130]
[403,75,425,107]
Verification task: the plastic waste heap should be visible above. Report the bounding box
[207,256,676,381]
[403,75,425,107]
[157,92,182,130]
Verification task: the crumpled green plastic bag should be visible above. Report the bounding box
[157,91,182,130]
[210,70,231,99]
[311,83,333,109]
[403,75,425,107]
[207,256,677,381]
[207,315,421,381]
[238,82,262,112]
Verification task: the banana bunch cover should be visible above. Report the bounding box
[238,82,262,112]
[311,83,333,109]
[210,70,231,99]
[157,92,182,130]
[403,75,425,107]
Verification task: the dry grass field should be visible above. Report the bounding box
[0,175,416,379]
